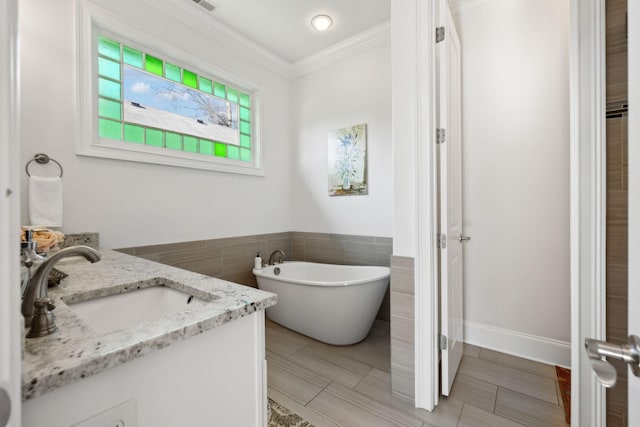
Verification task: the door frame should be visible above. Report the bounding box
[0,0,22,425]
[569,0,606,425]
[413,0,607,422]
[414,0,440,411]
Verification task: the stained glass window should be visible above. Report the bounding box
[96,35,253,163]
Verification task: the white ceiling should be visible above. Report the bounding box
[193,0,391,64]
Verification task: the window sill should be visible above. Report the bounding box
[78,139,264,176]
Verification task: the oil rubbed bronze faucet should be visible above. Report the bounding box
[268,249,286,266]
[21,245,101,338]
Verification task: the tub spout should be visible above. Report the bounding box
[268,250,286,265]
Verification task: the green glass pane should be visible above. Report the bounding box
[227,145,240,160]
[226,88,238,103]
[146,128,163,147]
[183,70,197,88]
[164,63,181,82]
[199,139,213,155]
[240,121,251,135]
[214,142,227,158]
[145,54,163,76]
[123,46,143,68]
[183,136,198,152]
[166,132,182,150]
[214,82,226,98]
[239,92,250,108]
[124,124,145,144]
[240,134,251,148]
[199,77,212,94]
[98,119,122,140]
[240,107,250,122]
[98,78,121,101]
[98,98,121,120]
[98,37,120,61]
[98,57,121,81]
[240,148,251,162]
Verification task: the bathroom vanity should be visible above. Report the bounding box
[21,249,276,427]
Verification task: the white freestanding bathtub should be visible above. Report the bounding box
[253,261,390,345]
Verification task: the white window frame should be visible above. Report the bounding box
[76,0,264,175]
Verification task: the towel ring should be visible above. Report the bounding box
[25,153,64,178]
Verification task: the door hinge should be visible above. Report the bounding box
[436,26,445,43]
[436,128,446,144]
[438,233,447,249]
[440,334,448,350]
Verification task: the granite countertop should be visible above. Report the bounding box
[22,249,277,401]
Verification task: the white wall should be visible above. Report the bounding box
[19,0,293,249]
[456,0,571,346]
[390,0,419,256]
[290,44,393,237]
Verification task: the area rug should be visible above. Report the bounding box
[268,398,315,427]
[556,366,571,424]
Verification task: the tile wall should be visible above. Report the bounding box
[115,232,292,287]
[389,256,415,402]
[606,0,628,425]
[116,231,393,320]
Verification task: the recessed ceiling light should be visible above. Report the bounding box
[311,15,333,32]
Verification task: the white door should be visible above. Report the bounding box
[437,0,464,396]
[0,0,22,426]
[627,1,639,423]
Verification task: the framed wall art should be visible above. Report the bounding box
[328,123,368,196]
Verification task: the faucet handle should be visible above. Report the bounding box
[26,298,58,338]
[21,228,45,263]
[20,229,32,252]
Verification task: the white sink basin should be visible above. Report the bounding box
[68,283,211,334]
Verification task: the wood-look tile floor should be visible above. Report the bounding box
[265,319,569,427]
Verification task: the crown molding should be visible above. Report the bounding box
[133,0,390,80]
[140,0,295,78]
[291,21,391,79]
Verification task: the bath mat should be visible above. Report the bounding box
[556,366,571,424]
[268,398,315,427]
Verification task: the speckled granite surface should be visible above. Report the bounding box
[59,232,99,249]
[22,249,277,401]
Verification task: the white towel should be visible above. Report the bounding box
[29,176,63,227]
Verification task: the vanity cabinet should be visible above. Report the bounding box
[23,311,267,427]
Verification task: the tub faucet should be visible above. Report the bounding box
[22,245,101,337]
[268,249,286,265]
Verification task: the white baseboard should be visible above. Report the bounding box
[463,321,571,368]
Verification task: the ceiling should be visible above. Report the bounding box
[191,0,391,64]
